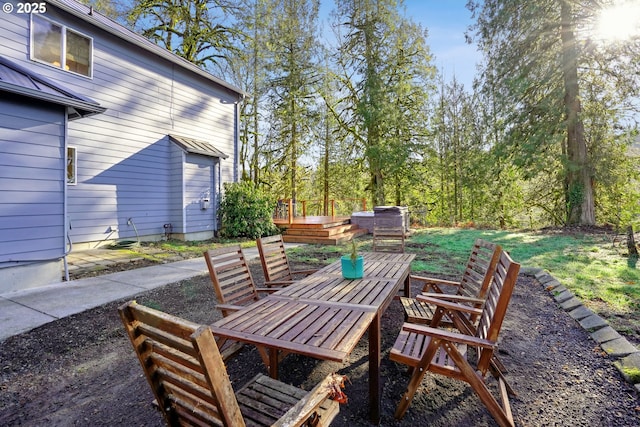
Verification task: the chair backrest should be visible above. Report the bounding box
[256,234,293,283]
[457,239,502,300]
[119,301,246,427]
[204,245,260,310]
[372,225,406,253]
[472,250,520,372]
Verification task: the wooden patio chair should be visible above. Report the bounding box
[389,250,521,427]
[119,301,343,427]
[399,239,502,326]
[203,245,286,369]
[372,225,406,253]
[256,234,318,287]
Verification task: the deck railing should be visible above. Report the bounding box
[275,198,367,224]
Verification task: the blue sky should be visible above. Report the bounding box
[402,0,480,87]
[319,0,480,88]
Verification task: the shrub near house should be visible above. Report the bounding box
[219,182,279,239]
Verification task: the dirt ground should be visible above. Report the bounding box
[1,250,639,426]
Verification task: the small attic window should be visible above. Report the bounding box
[31,15,93,78]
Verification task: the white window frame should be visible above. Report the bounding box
[30,14,93,78]
[67,146,77,185]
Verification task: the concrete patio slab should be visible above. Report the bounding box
[103,264,206,290]
[4,278,147,319]
[0,297,57,341]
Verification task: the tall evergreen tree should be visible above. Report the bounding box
[128,0,241,69]
[222,0,272,185]
[468,0,639,226]
[262,0,321,203]
[333,0,435,206]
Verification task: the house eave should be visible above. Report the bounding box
[48,0,247,100]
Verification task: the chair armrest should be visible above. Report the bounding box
[272,373,346,427]
[411,275,461,287]
[215,303,245,313]
[411,275,462,293]
[255,287,281,294]
[264,280,296,287]
[401,322,496,349]
[416,295,483,316]
[292,268,319,276]
[420,292,484,305]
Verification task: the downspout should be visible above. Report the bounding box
[234,99,240,182]
[63,110,70,281]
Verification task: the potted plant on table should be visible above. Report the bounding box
[341,239,364,279]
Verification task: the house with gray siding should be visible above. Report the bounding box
[0,0,243,292]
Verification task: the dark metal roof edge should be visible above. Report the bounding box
[0,82,106,116]
[187,148,230,159]
[169,134,229,159]
[0,55,101,105]
[48,0,247,99]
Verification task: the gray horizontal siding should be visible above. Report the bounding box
[0,13,29,60]
[2,5,237,245]
[0,98,66,263]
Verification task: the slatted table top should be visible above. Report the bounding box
[209,251,415,424]
[210,252,415,362]
[211,297,377,361]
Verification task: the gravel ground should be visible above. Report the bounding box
[1,256,639,426]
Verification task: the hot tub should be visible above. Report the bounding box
[351,211,374,233]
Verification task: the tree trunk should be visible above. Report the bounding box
[290,97,297,205]
[628,226,639,257]
[323,114,330,216]
[560,1,595,225]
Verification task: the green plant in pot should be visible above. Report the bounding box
[341,239,364,279]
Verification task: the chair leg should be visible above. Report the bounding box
[256,345,272,374]
[489,359,517,397]
[497,376,514,424]
[217,338,244,361]
[394,338,442,420]
[444,344,514,427]
[394,364,429,419]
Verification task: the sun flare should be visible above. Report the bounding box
[595,1,640,42]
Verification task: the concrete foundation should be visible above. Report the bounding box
[0,259,63,293]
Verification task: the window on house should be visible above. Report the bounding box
[31,15,92,77]
[67,147,77,185]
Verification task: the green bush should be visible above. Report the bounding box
[219,182,278,239]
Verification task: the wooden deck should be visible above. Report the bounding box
[274,216,368,245]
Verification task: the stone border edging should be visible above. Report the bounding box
[522,267,640,393]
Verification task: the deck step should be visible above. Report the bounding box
[283,228,367,245]
[280,219,351,230]
[283,224,361,237]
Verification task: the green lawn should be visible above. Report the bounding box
[286,227,640,316]
[133,228,639,335]
[404,228,640,314]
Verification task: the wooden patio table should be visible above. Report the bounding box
[210,252,415,425]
